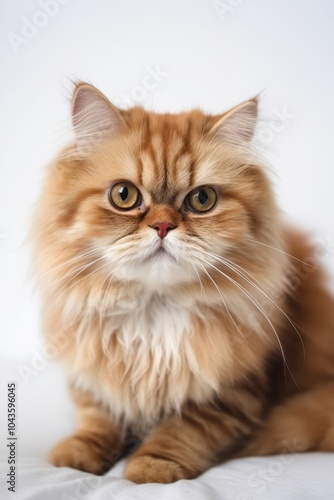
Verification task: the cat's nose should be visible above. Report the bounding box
[150,221,176,239]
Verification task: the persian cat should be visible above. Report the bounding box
[32,83,334,483]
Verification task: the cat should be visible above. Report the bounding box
[31,82,334,484]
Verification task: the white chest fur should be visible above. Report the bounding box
[104,292,192,365]
[71,291,218,424]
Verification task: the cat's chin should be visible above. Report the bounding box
[112,253,196,289]
[144,246,175,262]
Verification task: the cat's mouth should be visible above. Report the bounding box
[155,247,167,254]
[149,247,167,259]
[144,244,176,262]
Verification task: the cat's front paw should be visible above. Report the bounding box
[124,454,192,484]
[49,434,119,475]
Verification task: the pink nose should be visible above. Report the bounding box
[150,221,176,239]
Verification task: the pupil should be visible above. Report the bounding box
[119,186,128,201]
[198,190,208,205]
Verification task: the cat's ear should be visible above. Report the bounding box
[71,82,126,148]
[208,98,258,144]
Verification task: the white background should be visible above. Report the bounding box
[1,0,334,458]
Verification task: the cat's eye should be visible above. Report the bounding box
[184,186,217,213]
[108,182,141,210]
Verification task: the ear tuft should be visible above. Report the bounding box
[209,98,258,144]
[71,83,126,151]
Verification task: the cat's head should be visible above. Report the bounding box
[34,83,282,298]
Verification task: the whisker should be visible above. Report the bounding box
[194,254,292,382]
[249,238,317,268]
[99,258,130,326]
[46,238,142,292]
[37,247,103,278]
[183,250,206,302]
[38,228,142,281]
[65,259,116,291]
[199,248,307,359]
[49,254,128,306]
[197,262,247,341]
[48,254,107,290]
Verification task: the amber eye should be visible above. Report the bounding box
[185,186,217,213]
[108,182,141,210]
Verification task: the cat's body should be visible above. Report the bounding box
[33,83,334,483]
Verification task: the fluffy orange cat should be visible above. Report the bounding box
[32,82,334,483]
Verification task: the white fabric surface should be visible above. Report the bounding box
[1,453,334,500]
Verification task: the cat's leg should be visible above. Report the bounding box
[49,386,123,474]
[124,387,265,484]
[236,380,334,457]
